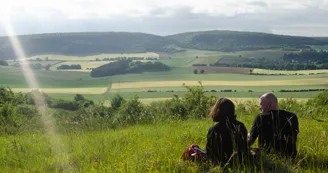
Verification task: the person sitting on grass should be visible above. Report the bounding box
[247,93,299,158]
[206,98,249,167]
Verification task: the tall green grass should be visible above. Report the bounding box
[1,117,327,172]
[1,86,327,172]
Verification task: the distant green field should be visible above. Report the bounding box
[163,49,301,67]
[159,49,216,67]
[233,49,300,59]
[310,45,328,51]
[1,47,327,103]
[1,66,328,88]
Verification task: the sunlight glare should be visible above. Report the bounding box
[1,16,73,171]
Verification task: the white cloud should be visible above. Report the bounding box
[0,0,327,36]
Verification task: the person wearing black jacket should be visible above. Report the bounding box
[248,93,299,158]
[206,98,249,167]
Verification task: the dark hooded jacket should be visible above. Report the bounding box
[249,110,299,157]
[206,119,248,166]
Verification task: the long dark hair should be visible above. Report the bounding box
[208,98,236,122]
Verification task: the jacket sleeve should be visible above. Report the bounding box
[248,115,260,146]
[206,127,214,158]
[206,126,219,164]
[239,123,249,153]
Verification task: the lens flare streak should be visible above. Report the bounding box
[1,17,73,171]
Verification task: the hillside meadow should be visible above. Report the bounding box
[1,117,328,173]
[0,85,327,173]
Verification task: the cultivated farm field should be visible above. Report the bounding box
[2,61,328,103]
[1,43,328,173]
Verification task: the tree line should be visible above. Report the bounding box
[57,64,82,70]
[210,62,328,70]
[90,60,171,77]
[0,60,8,66]
[209,49,328,70]
[102,57,158,61]
[283,49,328,63]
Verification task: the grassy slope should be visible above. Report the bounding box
[1,117,327,172]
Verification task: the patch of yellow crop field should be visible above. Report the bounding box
[11,78,328,94]
[109,78,328,89]
[253,69,328,75]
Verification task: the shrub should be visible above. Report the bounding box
[182,81,216,118]
[307,89,328,106]
[114,96,145,126]
[111,94,126,110]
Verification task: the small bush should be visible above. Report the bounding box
[111,94,126,110]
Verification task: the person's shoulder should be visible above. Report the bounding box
[278,110,297,117]
[208,123,219,132]
[235,120,245,125]
[253,113,262,120]
[235,120,247,128]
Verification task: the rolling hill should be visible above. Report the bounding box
[0,32,181,60]
[0,30,328,60]
[167,30,328,52]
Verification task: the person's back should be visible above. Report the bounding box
[205,98,248,166]
[206,119,248,166]
[254,110,298,157]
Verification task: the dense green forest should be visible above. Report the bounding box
[208,49,328,70]
[211,60,328,70]
[0,60,8,66]
[1,30,328,60]
[90,60,171,77]
[283,49,328,63]
[0,32,182,60]
[57,64,82,70]
[167,30,328,52]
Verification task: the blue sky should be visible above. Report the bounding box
[0,0,327,36]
